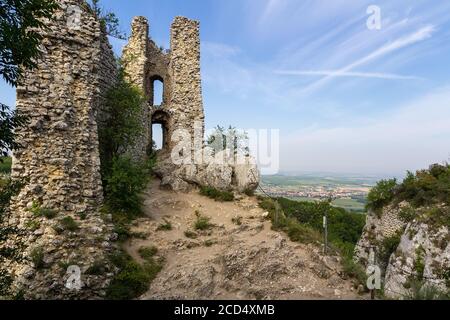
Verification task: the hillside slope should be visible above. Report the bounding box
[124,180,364,300]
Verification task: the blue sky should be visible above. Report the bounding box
[1,0,450,176]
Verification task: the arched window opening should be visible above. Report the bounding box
[153,79,163,106]
[152,123,163,151]
[149,75,164,107]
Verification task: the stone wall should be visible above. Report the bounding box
[1,0,117,299]
[122,16,259,193]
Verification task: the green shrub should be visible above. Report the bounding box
[366,179,397,213]
[232,216,243,226]
[199,186,234,202]
[204,240,215,247]
[106,250,162,300]
[399,205,416,223]
[86,260,106,276]
[156,219,172,231]
[138,246,158,261]
[59,216,79,232]
[25,219,40,231]
[284,217,321,244]
[30,247,44,269]
[369,163,450,213]
[0,269,13,297]
[194,212,213,231]
[0,157,12,174]
[104,156,149,217]
[379,232,402,267]
[341,257,367,288]
[98,65,146,171]
[29,201,57,219]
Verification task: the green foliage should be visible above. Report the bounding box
[194,212,213,231]
[138,246,158,261]
[199,186,234,202]
[0,178,24,297]
[86,260,106,276]
[29,201,57,219]
[88,0,126,39]
[1,0,54,158]
[1,103,28,158]
[106,250,162,300]
[399,205,416,223]
[396,164,450,207]
[156,219,172,231]
[341,256,367,288]
[0,156,11,174]
[366,179,397,213]
[25,219,40,231]
[419,207,450,230]
[99,66,146,171]
[54,216,79,234]
[414,246,426,282]
[30,247,44,269]
[232,216,243,226]
[104,156,149,217]
[0,269,13,297]
[275,197,366,246]
[379,232,402,267]
[405,280,450,300]
[0,0,59,86]
[206,125,249,155]
[258,196,367,285]
[367,164,450,214]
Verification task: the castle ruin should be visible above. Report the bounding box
[0,0,259,299]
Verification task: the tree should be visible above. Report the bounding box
[98,64,145,173]
[206,125,250,156]
[88,0,126,40]
[0,0,59,86]
[0,0,58,156]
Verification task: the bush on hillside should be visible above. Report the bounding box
[366,179,397,213]
[367,164,450,215]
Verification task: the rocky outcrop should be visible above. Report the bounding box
[355,204,406,267]
[355,202,450,299]
[154,150,260,193]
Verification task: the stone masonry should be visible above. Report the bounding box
[1,1,260,299]
[1,0,117,299]
[122,16,260,192]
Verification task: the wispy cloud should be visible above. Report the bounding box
[275,70,424,80]
[298,25,435,95]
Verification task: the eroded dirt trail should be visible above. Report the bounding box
[124,179,364,300]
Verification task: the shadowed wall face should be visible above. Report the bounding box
[3,0,117,299]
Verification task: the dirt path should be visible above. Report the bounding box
[124,179,365,300]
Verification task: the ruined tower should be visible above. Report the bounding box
[122,17,258,192]
[1,0,116,299]
[122,16,204,160]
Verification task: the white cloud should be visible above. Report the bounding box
[299,25,435,96]
[275,70,424,80]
